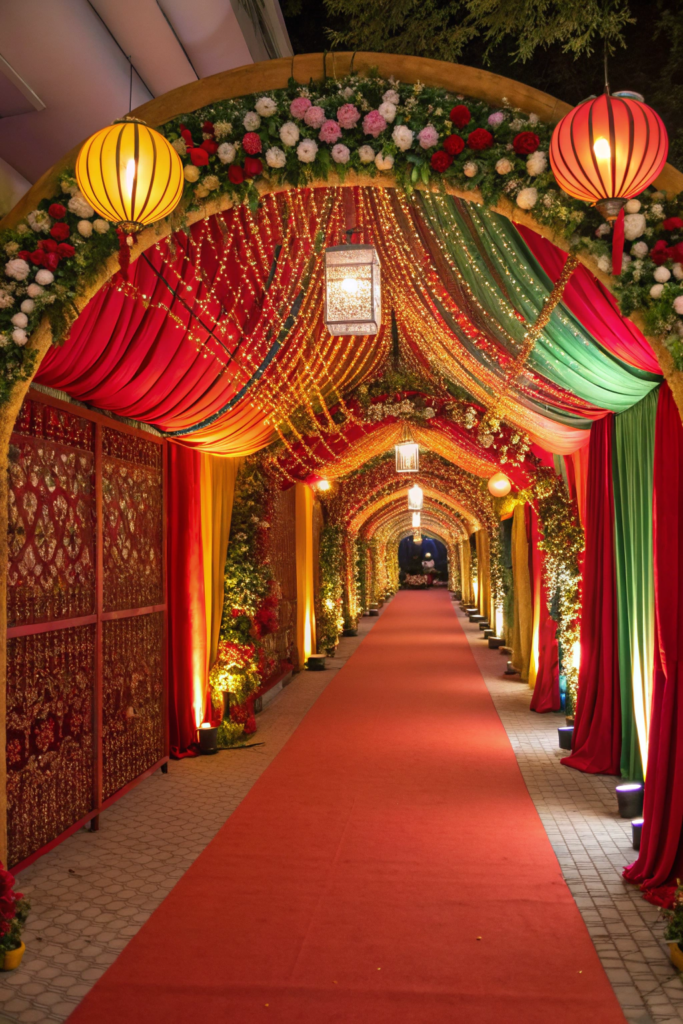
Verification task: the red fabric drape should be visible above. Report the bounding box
[528,506,561,713]
[167,442,206,758]
[562,416,621,774]
[623,384,683,905]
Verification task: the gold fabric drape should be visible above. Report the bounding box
[200,454,242,673]
[511,504,533,681]
[460,540,472,604]
[295,483,316,670]
[475,530,492,624]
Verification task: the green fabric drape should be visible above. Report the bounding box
[613,388,658,780]
[416,194,660,418]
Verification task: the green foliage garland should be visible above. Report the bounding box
[318,524,345,653]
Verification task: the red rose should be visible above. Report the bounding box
[513,131,540,155]
[650,239,671,265]
[43,252,60,271]
[202,120,215,135]
[180,127,194,145]
[242,132,262,155]
[39,239,59,252]
[50,222,71,242]
[443,133,465,156]
[228,164,245,184]
[244,157,263,177]
[467,128,494,151]
[673,242,683,262]
[29,250,45,266]
[663,217,683,231]
[48,203,66,220]
[190,147,209,166]
[17,250,30,261]
[200,139,218,155]
[57,242,75,258]
[450,104,471,128]
[430,150,453,173]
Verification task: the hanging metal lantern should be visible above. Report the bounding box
[76,117,184,235]
[412,511,421,528]
[395,423,419,473]
[488,471,511,497]
[549,92,668,220]
[324,243,381,335]
[407,484,423,511]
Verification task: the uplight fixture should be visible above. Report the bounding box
[324,244,381,335]
[395,423,419,473]
[407,483,423,511]
[616,783,644,819]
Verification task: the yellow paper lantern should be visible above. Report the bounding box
[76,117,184,234]
[488,472,511,498]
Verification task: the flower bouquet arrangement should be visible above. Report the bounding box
[0,864,30,970]
[663,880,683,950]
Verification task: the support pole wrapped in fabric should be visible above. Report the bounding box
[624,384,683,905]
[511,505,533,680]
[460,539,473,605]
[475,529,491,623]
[562,416,621,774]
[295,483,316,669]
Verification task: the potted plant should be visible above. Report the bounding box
[0,864,30,971]
[663,879,683,971]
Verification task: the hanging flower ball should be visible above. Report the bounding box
[443,134,464,156]
[467,129,494,151]
[450,105,471,128]
[337,103,360,129]
[513,132,540,155]
[363,110,388,138]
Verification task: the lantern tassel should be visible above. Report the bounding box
[611,207,626,276]
[116,228,133,279]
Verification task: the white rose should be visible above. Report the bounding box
[68,193,95,218]
[392,125,414,151]
[35,269,54,286]
[375,152,394,171]
[255,96,277,117]
[625,199,641,214]
[11,312,28,328]
[650,283,664,298]
[495,158,513,175]
[674,295,683,315]
[184,164,200,182]
[463,161,478,177]
[378,101,397,123]
[12,328,27,345]
[331,143,350,164]
[5,258,30,281]
[516,187,538,209]
[27,209,52,234]
[0,289,14,309]
[631,241,648,257]
[526,151,547,176]
[217,142,236,165]
[27,283,44,298]
[528,112,539,124]
[624,213,646,240]
[383,89,400,105]
[296,139,318,163]
[265,146,286,169]
[654,266,671,283]
[358,145,375,164]
[77,219,93,238]
[597,255,611,273]
[171,138,187,157]
[93,219,110,234]
[673,263,683,281]
[213,121,232,140]
[243,111,261,131]
[20,299,34,314]
[279,122,300,147]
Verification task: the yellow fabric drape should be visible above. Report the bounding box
[200,454,242,675]
[295,483,316,669]
[475,530,491,624]
[511,504,533,681]
[460,539,472,604]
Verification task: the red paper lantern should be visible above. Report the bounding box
[549,93,668,218]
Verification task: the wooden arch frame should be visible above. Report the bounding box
[1,50,682,860]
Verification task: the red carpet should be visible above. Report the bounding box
[69,591,626,1023]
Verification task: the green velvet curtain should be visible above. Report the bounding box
[612,388,658,780]
[415,194,660,418]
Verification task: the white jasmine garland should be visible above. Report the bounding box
[279,122,300,147]
[495,158,513,175]
[516,187,538,209]
[27,209,52,233]
[378,101,397,123]
[68,194,95,219]
[358,145,375,164]
[331,143,350,164]
[217,142,236,164]
[35,269,54,286]
[265,146,287,169]
[243,111,261,131]
[650,203,664,219]
[296,138,318,163]
[255,96,277,117]
[625,199,641,214]
[184,165,200,182]
[20,299,34,314]
[5,259,30,281]
[93,219,110,234]
[11,312,28,328]
[650,283,664,298]
[78,220,93,238]
[213,122,232,140]
[27,283,44,298]
[171,138,187,157]
[526,151,547,176]
[674,295,683,314]
[654,266,671,283]
[673,263,683,281]
[463,161,478,178]
[392,125,414,151]
[12,328,27,345]
[624,213,646,240]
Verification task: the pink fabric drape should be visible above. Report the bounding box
[516,224,661,374]
[624,384,683,905]
[562,415,621,774]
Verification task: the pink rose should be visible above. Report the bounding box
[337,103,360,129]
[304,105,326,129]
[418,125,439,149]
[488,111,505,128]
[290,96,312,119]
[363,110,387,138]
[319,119,342,144]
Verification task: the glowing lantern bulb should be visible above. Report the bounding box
[488,472,511,498]
[341,277,359,295]
[593,137,611,161]
[317,479,331,491]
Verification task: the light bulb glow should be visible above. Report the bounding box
[488,472,511,498]
[412,511,421,528]
[593,137,611,161]
[407,484,423,510]
[316,479,331,491]
[124,157,136,198]
[341,277,359,294]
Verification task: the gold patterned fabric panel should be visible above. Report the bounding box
[7,436,96,628]
[102,430,163,612]
[6,626,95,866]
[102,613,164,800]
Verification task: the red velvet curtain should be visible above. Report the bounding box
[562,416,621,774]
[624,384,683,905]
[528,506,561,713]
[167,442,206,758]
